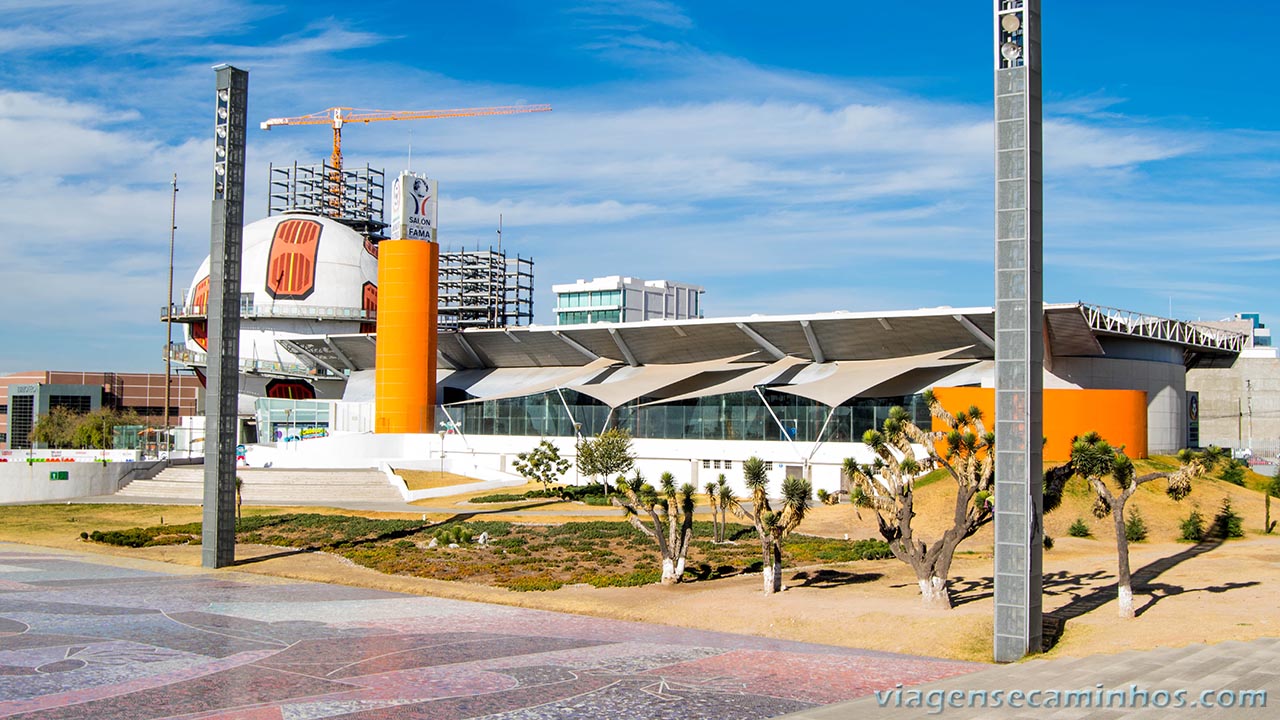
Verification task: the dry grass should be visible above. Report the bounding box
[2,454,1276,664]
[395,469,480,491]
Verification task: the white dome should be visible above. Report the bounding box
[184,212,378,370]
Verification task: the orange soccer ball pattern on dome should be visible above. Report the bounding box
[361,281,378,334]
[265,378,316,401]
[266,218,322,300]
[190,276,210,351]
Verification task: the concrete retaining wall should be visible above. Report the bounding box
[0,460,165,505]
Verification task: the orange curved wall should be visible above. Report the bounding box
[931,387,1148,461]
[375,240,438,434]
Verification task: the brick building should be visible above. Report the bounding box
[0,371,201,450]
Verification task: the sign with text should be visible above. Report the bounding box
[389,171,438,242]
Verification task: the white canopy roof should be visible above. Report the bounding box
[770,348,974,407]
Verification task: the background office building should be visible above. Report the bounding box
[553,276,704,325]
[0,371,201,450]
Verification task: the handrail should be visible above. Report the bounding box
[163,343,346,380]
[161,303,375,323]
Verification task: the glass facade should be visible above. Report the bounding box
[558,309,621,325]
[557,289,622,309]
[9,395,33,450]
[254,398,331,442]
[441,389,930,443]
[49,395,92,414]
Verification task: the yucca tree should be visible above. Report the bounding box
[731,456,812,594]
[703,473,733,543]
[704,479,721,543]
[1070,432,1225,618]
[613,470,697,584]
[717,479,734,541]
[842,395,994,608]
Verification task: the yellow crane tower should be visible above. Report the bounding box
[260,104,553,175]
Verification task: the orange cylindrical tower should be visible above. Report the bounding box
[375,239,438,433]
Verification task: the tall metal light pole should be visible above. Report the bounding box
[203,64,248,569]
[993,0,1043,662]
[165,173,178,457]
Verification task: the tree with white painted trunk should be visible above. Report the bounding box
[704,473,732,543]
[842,395,994,609]
[612,470,696,585]
[731,456,811,595]
[1069,432,1225,618]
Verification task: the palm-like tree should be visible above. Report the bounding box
[717,478,734,542]
[704,480,720,543]
[842,398,994,608]
[613,470,697,584]
[731,456,811,594]
[1071,432,1225,618]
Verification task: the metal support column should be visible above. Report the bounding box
[993,0,1043,661]
[203,64,248,569]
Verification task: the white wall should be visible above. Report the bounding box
[0,460,164,504]
[434,432,883,497]
[240,429,918,498]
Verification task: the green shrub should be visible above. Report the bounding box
[506,576,565,592]
[1180,508,1206,542]
[1211,498,1244,539]
[580,569,661,587]
[1124,507,1148,543]
[432,526,473,545]
[556,483,610,502]
[1043,535,1054,550]
[1220,461,1247,487]
[1067,518,1091,538]
[88,522,202,548]
[468,493,526,503]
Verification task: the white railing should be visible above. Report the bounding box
[1080,303,1246,353]
[163,343,345,380]
[161,303,375,323]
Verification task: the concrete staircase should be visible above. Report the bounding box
[113,466,405,505]
[787,637,1280,719]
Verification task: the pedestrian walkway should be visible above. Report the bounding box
[782,637,1277,719]
[114,467,406,505]
[0,542,978,720]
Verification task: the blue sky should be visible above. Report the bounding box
[1,0,1277,373]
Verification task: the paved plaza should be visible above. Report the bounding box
[0,543,977,719]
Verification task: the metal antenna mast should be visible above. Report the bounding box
[164,173,178,455]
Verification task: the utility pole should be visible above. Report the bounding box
[165,173,178,456]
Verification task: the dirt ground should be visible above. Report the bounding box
[5,471,1276,664]
[105,532,1279,664]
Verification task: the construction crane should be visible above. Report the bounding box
[260,104,552,176]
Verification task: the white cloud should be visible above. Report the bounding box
[1,2,1276,370]
[571,0,694,31]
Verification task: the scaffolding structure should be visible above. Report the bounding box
[438,248,534,330]
[267,162,387,235]
[263,162,533,329]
